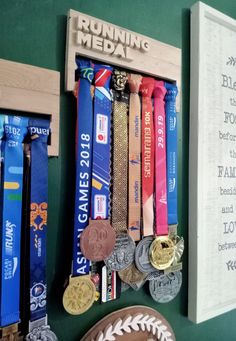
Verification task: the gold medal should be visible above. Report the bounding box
[63,275,96,315]
[149,236,175,270]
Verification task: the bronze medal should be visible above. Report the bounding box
[149,236,175,270]
[118,263,146,285]
[63,276,96,315]
[80,219,116,261]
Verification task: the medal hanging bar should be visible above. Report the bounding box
[0,116,28,339]
[26,118,57,340]
[127,74,142,242]
[104,70,136,272]
[149,81,175,271]
[63,58,96,316]
[80,63,116,262]
[140,77,155,237]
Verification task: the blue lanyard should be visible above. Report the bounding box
[0,115,28,327]
[72,58,94,277]
[0,115,5,181]
[28,118,50,322]
[165,82,178,225]
[91,64,113,219]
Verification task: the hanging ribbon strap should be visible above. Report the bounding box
[153,81,168,236]
[165,83,178,225]
[91,64,113,220]
[72,58,94,276]
[63,59,96,316]
[128,74,142,242]
[26,118,57,340]
[140,77,155,237]
[0,116,28,327]
[80,64,116,262]
[111,70,129,234]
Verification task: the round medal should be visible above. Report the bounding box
[149,271,182,303]
[135,237,156,273]
[63,276,96,315]
[80,220,116,261]
[26,326,58,341]
[149,236,175,270]
[118,263,146,285]
[104,233,135,271]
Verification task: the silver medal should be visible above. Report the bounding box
[26,325,58,341]
[149,270,182,303]
[104,233,135,271]
[135,237,156,273]
[146,270,164,281]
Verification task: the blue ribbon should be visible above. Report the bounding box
[91,64,113,219]
[72,58,94,277]
[0,115,28,327]
[28,118,50,322]
[165,82,178,225]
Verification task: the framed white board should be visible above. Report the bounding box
[189,1,236,323]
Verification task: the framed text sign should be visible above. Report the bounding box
[189,1,236,323]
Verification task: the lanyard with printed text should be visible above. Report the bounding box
[165,82,178,225]
[0,116,28,327]
[26,118,57,340]
[63,58,96,316]
[80,63,116,262]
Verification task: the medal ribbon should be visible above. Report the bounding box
[140,77,155,237]
[91,64,113,220]
[153,81,168,236]
[111,70,129,234]
[0,116,28,326]
[28,118,50,322]
[165,83,178,225]
[72,58,94,276]
[128,74,142,241]
[0,115,5,183]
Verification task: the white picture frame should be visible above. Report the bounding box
[189,1,236,323]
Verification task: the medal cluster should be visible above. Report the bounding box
[63,57,184,316]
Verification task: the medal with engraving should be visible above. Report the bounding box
[63,276,96,315]
[25,118,57,340]
[80,64,116,262]
[63,58,96,315]
[118,263,146,286]
[149,81,175,270]
[149,271,182,303]
[135,237,156,273]
[104,70,135,271]
[104,233,135,271]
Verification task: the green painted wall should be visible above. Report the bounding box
[1,0,236,340]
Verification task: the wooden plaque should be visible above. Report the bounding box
[65,9,181,111]
[0,59,60,156]
[81,305,175,341]
[189,1,236,323]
